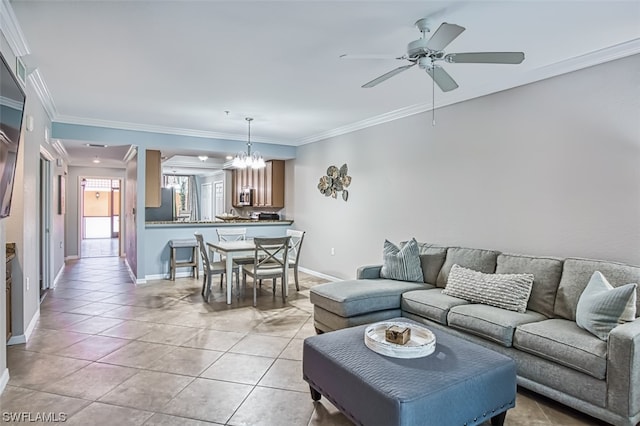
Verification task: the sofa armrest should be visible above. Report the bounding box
[357,265,382,279]
[607,317,640,417]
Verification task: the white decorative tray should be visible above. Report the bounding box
[364,321,436,359]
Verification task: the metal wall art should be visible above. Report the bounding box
[318,164,351,201]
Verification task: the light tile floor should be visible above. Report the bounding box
[3,257,606,425]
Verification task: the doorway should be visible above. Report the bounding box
[214,180,224,216]
[39,155,53,299]
[80,178,121,258]
[201,182,213,221]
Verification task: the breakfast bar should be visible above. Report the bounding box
[144,219,293,281]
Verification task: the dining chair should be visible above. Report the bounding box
[286,229,305,291]
[242,236,291,306]
[215,227,254,287]
[195,232,239,300]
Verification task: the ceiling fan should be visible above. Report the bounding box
[342,19,525,92]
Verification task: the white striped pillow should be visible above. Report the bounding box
[380,238,423,283]
[443,264,534,313]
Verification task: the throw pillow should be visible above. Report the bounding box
[380,238,423,283]
[576,271,637,341]
[443,264,535,313]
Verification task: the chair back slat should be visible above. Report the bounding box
[217,228,247,242]
[253,237,290,272]
[194,233,211,271]
[286,230,305,266]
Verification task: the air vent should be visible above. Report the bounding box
[85,143,109,148]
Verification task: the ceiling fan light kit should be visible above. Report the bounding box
[232,117,266,169]
[350,19,525,92]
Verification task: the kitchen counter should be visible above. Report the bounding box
[143,220,293,280]
[145,219,293,227]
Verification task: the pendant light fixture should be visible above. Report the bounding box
[232,117,265,169]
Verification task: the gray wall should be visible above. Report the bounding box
[1,26,66,387]
[65,166,126,258]
[292,55,640,279]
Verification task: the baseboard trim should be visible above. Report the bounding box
[145,271,197,281]
[52,264,65,288]
[0,368,9,395]
[298,267,341,282]
[124,259,146,285]
[7,309,40,345]
[64,255,79,261]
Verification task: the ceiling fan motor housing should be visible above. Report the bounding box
[407,38,433,58]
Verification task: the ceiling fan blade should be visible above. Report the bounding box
[426,65,459,92]
[445,52,525,64]
[340,54,405,60]
[425,23,465,51]
[362,63,415,88]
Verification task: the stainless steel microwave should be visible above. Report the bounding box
[239,188,254,206]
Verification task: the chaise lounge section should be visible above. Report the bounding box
[309,242,640,426]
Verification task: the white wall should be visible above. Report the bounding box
[292,55,640,279]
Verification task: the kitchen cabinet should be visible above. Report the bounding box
[232,160,284,208]
[145,150,162,207]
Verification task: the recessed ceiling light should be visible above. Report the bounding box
[198,155,208,161]
[92,157,101,164]
[225,155,233,160]
[85,143,108,148]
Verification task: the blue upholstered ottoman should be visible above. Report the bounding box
[303,318,516,426]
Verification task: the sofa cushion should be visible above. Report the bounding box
[310,279,429,318]
[576,271,637,340]
[436,247,500,288]
[513,319,607,380]
[554,258,640,321]
[401,242,448,285]
[448,304,546,347]
[401,288,469,325]
[380,239,423,282]
[496,253,563,318]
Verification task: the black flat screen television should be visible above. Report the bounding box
[0,51,26,218]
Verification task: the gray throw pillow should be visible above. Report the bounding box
[576,271,637,341]
[380,238,423,283]
[443,264,534,313]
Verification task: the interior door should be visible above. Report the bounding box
[201,182,213,221]
[214,181,224,216]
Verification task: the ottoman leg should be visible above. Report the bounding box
[490,411,507,426]
[309,386,322,401]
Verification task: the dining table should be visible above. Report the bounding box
[206,239,289,304]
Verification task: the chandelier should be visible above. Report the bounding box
[232,117,265,169]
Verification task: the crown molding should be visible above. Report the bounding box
[28,69,57,120]
[123,145,138,163]
[50,139,68,159]
[296,39,640,145]
[53,114,290,145]
[0,0,29,56]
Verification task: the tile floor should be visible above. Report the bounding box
[2,257,607,425]
[80,238,119,258]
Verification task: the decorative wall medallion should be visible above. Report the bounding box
[318,163,351,201]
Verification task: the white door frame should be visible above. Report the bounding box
[39,148,54,291]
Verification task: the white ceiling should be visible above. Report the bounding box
[7,0,640,169]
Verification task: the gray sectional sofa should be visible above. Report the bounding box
[309,243,640,426]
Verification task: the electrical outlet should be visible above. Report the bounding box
[26,277,30,291]
[331,247,335,256]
